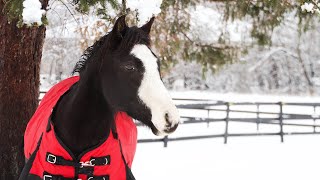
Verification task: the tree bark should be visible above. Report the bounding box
[0,1,48,178]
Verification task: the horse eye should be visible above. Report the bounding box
[124,64,136,71]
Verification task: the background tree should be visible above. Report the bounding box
[0,1,49,178]
[80,1,306,73]
[41,0,318,93]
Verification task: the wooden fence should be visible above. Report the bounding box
[138,99,320,147]
[39,92,320,147]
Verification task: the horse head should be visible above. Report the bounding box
[98,16,180,136]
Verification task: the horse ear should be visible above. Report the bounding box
[108,15,128,50]
[140,17,155,34]
[112,15,128,38]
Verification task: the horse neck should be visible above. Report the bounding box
[52,68,115,156]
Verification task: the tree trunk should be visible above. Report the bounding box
[0,1,48,178]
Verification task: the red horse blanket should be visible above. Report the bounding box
[22,76,137,180]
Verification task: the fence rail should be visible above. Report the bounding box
[39,92,320,147]
[138,99,320,147]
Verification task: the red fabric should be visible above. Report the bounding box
[24,76,80,159]
[24,76,137,179]
[29,124,127,180]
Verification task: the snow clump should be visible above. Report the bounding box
[127,0,163,26]
[22,0,46,25]
[301,2,315,12]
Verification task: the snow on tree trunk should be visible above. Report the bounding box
[0,0,48,178]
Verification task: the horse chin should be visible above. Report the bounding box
[151,127,160,136]
[152,129,166,136]
[150,123,161,136]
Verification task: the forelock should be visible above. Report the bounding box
[72,26,151,75]
[118,27,151,51]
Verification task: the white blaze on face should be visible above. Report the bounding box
[131,44,180,136]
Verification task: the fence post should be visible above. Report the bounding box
[207,109,210,128]
[163,135,168,147]
[279,102,284,143]
[256,104,260,131]
[313,105,316,133]
[224,102,230,144]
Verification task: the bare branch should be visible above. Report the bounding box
[122,0,127,14]
[311,0,320,9]
[180,30,239,50]
[59,0,79,24]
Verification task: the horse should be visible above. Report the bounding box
[19,15,180,180]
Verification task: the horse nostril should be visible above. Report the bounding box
[165,113,169,121]
[165,113,172,128]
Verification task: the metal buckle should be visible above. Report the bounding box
[89,159,96,166]
[90,157,109,165]
[104,157,109,165]
[43,174,52,180]
[46,154,56,164]
[80,161,94,167]
[88,177,105,180]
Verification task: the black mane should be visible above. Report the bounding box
[72,27,150,75]
[72,34,109,75]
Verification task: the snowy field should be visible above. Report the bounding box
[132,91,320,180]
[133,136,320,180]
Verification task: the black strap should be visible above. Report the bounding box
[46,152,111,167]
[87,175,110,180]
[112,123,136,180]
[46,152,112,177]
[43,172,109,180]
[43,172,73,180]
[118,139,136,180]
[90,155,111,166]
[77,166,94,175]
[46,153,79,167]
[46,152,94,175]
[19,134,43,180]
[46,115,52,132]
[111,128,118,139]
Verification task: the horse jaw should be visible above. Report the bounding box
[130,44,180,136]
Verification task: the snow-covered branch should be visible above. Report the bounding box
[127,0,163,26]
[301,0,320,15]
[22,0,46,25]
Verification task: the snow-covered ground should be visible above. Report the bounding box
[133,135,320,180]
[132,91,320,180]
